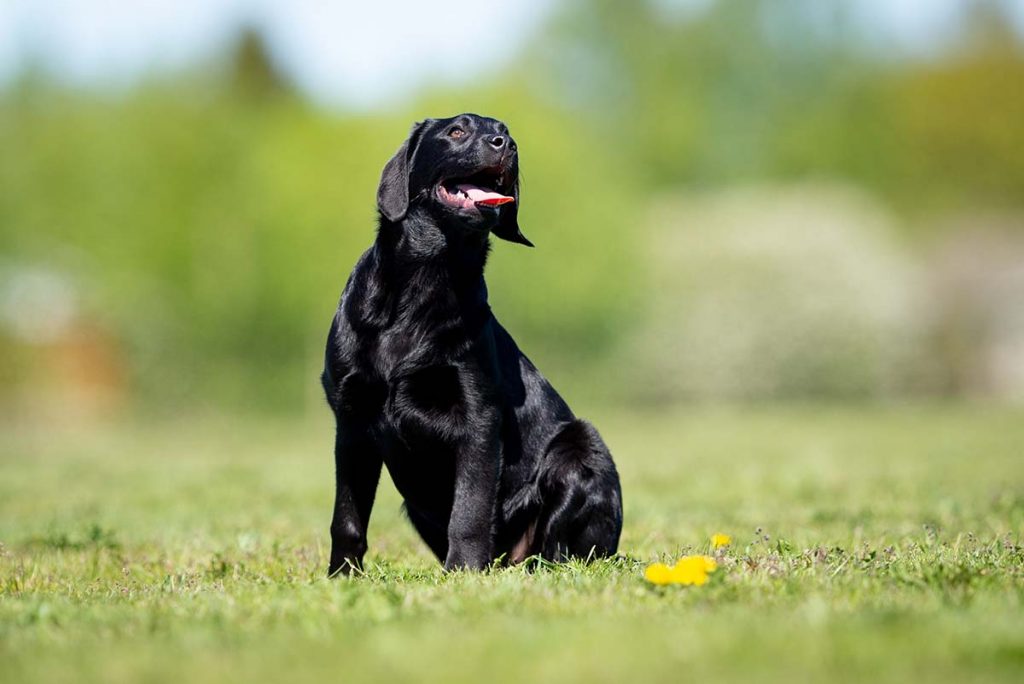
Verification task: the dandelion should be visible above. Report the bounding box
[643,562,675,586]
[644,555,719,587]
[674,555,718,584]
[711,533,732,548]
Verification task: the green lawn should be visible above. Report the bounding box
[2,405,1023,683]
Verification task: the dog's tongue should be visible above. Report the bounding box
[457,183,515,207]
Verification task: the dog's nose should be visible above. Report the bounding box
[487,135,506,150]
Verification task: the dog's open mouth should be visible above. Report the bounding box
[437,170,515,211]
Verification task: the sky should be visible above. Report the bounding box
[0,0,1021,109]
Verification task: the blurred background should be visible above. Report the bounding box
[2,0,1023,421]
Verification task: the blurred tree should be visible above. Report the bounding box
[228,27,294,101]
[882,0,1024,211]
[533,0,866,185]
[531,0,1024,214]
[3,0,1024,412]
[0,64,637,411]
[961,0,1023,52]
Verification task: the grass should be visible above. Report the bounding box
[1,404,1023,683]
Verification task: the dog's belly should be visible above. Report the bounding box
[373,365,467,523]
[376,424,457,516]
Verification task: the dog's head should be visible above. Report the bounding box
[377,113,532,247]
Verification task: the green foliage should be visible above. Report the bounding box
[620,185,932,401]
[1,406,1023,682]
[0,81,638,409]
[532,0,1024,212]
[2,1,1024,409]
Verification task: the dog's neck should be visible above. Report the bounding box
[377,210,491,289]
[371,209,493,329]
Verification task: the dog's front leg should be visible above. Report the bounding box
[328,421,383,577]
[445,411,500,571]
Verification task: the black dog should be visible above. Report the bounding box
[322,113,622,574]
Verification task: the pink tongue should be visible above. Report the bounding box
[457,184,515,206]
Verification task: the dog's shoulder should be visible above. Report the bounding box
[334,246,393,336]
[323,247,379,381]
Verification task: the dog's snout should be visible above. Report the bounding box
[487,135,506,150]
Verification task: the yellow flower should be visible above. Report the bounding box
[645,554,720,587]
[672,555,718,585]
[711,533,732,548]
[644,562,674,586]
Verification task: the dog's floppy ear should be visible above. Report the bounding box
[491,180,533,247]
[377,120,428,222]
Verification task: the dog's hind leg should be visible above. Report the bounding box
[535,419,623,562]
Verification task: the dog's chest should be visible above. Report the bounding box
[335,261,490,433]
[374,326,417,374]
[340,323,469,422]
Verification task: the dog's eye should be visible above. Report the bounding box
[448,127,465,139]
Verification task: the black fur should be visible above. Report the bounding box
[322,113,622,574]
